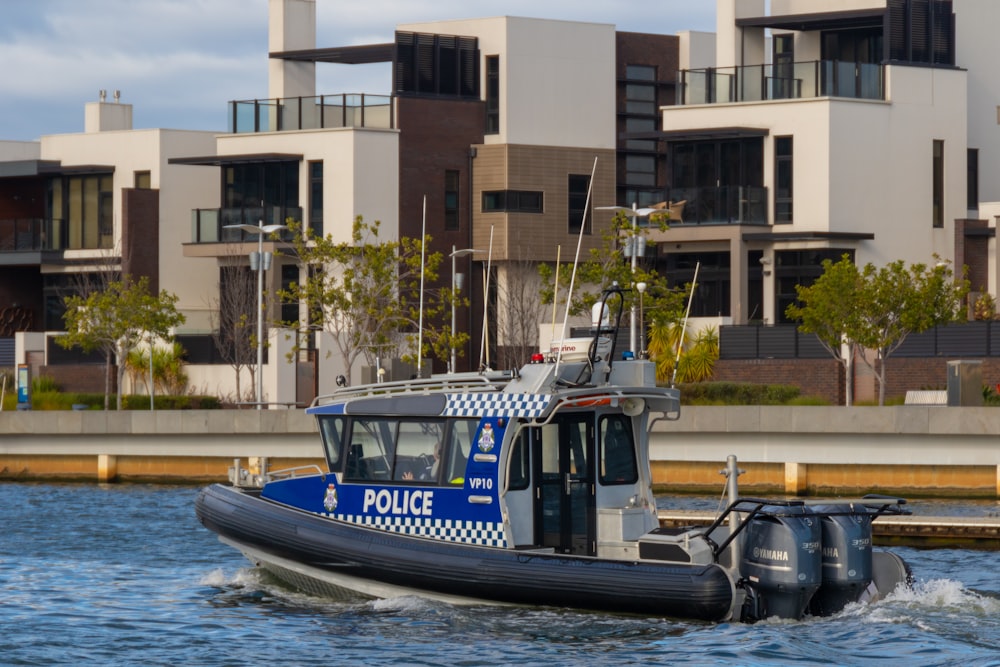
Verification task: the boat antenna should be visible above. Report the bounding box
[549,244,561,351]
[555,156,599,374]
[670,261,700,388]
[478,224,494,371]
[416,195,427,378]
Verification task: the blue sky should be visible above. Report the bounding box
[0,0,716,141]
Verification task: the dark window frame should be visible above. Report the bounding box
[933,139,944,228]
[485,55,499,134]
[774,136,793,224]
[482,190,543,213]
[568,174,592,235]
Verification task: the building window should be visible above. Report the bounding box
[887,0,954,66]
[394,32,479,98]
[445,170,460,230]
[776,249,854,323]
[775,136,793,223]
[482,190,542,213]
[568,174,591,235]
[968,148,979,211]
[48,173,114,250]
[933,139,944,228]
[134,171,151,189]
[485,55,499,134]
[309,161,323,237]
[626,155,656,188]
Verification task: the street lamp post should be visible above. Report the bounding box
[449,246,481,374]
[596,203,654,355]
[224,220,288,409]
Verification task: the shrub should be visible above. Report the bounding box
[678,381,806,406]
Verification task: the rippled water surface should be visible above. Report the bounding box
[2,483,999,666]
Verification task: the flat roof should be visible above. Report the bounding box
[168,153,303,167]
[269,43,396,65]
[0,160,115,178]
[736,8,885,32]
[742,231,875,242]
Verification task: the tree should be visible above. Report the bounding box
[60,276,185,410]
[785,255,864,405]
[495,257,544,370]
[280,217,444,379]
[539,210,685,350]
[786,256,968,405]
[855,258,968,405]
[209,250,258,404]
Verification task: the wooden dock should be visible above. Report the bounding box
[659,510,1000,550]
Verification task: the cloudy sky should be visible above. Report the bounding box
[0,0,716,142]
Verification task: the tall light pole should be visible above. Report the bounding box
[596,203,654,355]
[449,246,480,374]
[224,220,288,409]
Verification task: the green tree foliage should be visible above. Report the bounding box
[646,322,718,384]
[60,276,185,410]
[126,341,188,397]
[280,217,444,378]
[785,255,864,405]
[787,256,968,405]
[538,209,685,348]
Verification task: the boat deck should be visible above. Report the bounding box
[658,510,1000,550]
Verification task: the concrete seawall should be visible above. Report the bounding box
[2,406,999,497]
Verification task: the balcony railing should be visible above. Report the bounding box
[229,94,394,134]
[190,206,302,244]
[652,186,768,225]
[0,218,69,252]
[679,60,885,105]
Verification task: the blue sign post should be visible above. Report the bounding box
[17,363,29,407]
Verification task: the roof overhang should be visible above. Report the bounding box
[269,43,395,64]
[168,153,303,167]
[736,8,885,32]
[0,160,114,178]
[626,127,770,142]
[742,231,875,242]
[964,226,996,238]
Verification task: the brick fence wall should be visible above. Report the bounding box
[715,356,1000,404]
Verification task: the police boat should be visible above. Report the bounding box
[195,285,912,622]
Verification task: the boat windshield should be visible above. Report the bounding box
[324,416,477,486]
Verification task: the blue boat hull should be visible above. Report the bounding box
[195,483,736,621]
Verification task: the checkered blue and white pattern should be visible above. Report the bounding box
[445,393,550,418]
[337,514,507,548]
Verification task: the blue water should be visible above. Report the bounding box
[2,483,1000,666]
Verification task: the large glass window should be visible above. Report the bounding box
[48,173,114,250]
[482,190,542,213]
[568,174,591,235]
[395,32,479,98]
[486,55,499,134]
[308,160,323,237]
[775,136,793,223]
[776,249,855,323]
[967,148,978,211]
[933,140,944,228]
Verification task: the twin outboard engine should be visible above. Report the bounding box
[737,500,898,622]
[808,505,873,616]
[739,505,822,621]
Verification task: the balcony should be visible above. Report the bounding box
[679,60,884,105]
[656,186,768,225]
[0,218,71,253]
[190,206,302,244]
[229,94,394,134]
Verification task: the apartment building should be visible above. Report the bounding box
[651,0,991,329]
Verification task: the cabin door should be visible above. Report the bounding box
[535,413,596,556]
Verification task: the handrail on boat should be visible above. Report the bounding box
[310,371,514,407]
[701,495,911,560]
[266,464,325,480]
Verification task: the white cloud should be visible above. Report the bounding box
[0,0,715,140]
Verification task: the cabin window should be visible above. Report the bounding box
[342,416,475,485]
[317,415,347,472]
[599,414,637,485]
[508,429,530,490]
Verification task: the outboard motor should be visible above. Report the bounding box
[808,505,873,616]
[740,505,821,621]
